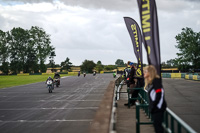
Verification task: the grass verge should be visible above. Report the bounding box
[0,74,72,89]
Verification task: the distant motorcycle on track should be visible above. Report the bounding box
[84,73,86,77]
[93,71,96,76]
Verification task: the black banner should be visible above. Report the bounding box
[124,17,143,77]
[137,0,161,76]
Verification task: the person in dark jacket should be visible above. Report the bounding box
[129,62,136,87]
[144,65,167,133]
[54,72,60,85]
[124,62,137,106]
[124,61,131,87]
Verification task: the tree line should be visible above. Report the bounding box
[0,26,55,74]
[1,26,198,74]
[60,59,117,74]
[162,27,200,72]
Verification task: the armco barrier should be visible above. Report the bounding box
[181,73,186,78]
[192,75,200,81]
[189,75,193,80]
[193,75,198,80]
[185,75,200,81]
[185,75,189,79]
[162,73,171,78]
[29,73,42,75]
[171,73,181,78]
[42,73,54,75]
[17,73,29,76]
[68,72,78,75]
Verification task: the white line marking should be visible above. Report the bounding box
[0,119,93,123]
[0,107,98,110]
[0,100,101,102]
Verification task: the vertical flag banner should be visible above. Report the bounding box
[124,17,143,77]
[137,0,161,76]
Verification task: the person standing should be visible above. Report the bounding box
[124,61,131,87]
[129,62,137,88]
[144,65,167,133]
[124,62,137,106]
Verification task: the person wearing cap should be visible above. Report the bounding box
[124,62,137,106]
[124,61,131,87]
[129,62,137,87]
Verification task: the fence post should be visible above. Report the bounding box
[171,116,174,133]
[136,104,140,133]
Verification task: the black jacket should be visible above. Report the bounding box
[147,78,167,113]
[129,67,136,84]
[54,74,60,79]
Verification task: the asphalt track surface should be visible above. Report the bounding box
[0,74,113,133]
[163,78,200,132]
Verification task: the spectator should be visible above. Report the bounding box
[124,61,131,87]
[144,65,167,133]
[124,62,137,106]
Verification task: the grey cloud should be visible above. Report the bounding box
[2,0,200,13]
[1,0,137,11]
[157,0,200,13]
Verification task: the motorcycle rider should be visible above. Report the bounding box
[46,76,54,89]
[93,71,96,76]
[113,72,116,78]
[53,72,60,85]
[83,72,86,77]
[78,71,80,77]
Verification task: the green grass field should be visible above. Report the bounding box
[0,74,71,89]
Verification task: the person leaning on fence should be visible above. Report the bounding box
[123,61,131,87]
[124,62,137,106]
[144,65,167,133]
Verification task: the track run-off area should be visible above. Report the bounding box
[0,75,200,133]
[0,74,114,133]
[163,78,200,132]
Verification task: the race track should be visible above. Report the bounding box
[0,74,113,133]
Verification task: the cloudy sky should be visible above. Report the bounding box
[0,0,200,65]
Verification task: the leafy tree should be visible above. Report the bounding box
[29,26,53,72]
[60,57,72,72]
[115,59,125,66]
[0,62,9,75]
[49,51,56,72]
[175,27,200,70]
[81,60,96,73]
[0,26,54,74]
[0,30,9,74]
[95,60,104,73]
[104,65,117,71]
[8,27,29,73]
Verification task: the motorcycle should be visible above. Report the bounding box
[46,80,54,93]
[113,73,116,78]
[93,72,96,76]
[54,78,60,87]
[84,73,86,77]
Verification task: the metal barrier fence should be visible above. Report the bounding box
[135,88,197,133]
[163,108,197,133]
[110,75,124,133]
[162,73,200,81]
